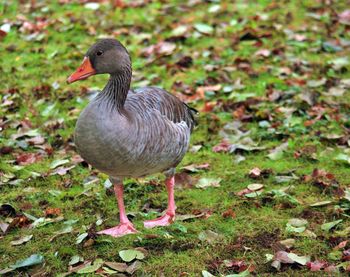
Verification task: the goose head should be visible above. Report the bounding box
[67,39,131,84]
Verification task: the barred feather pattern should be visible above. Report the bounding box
[74,73,196,178]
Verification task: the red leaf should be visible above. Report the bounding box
[274,251,294,264]
[26,136,45,145]
[223,260,254,272]
[202,102,216,112]
[235,188,252,197]
[212,139,231,153]
[248,167,261,178]
[334,240,348,250]
[16,153,42,165]
[306,260,327,271]
[343,249,350,261]
[0,30,7,40]
[324,265,337,272]
[339,10,350,25]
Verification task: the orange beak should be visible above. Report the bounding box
[67,57,96,84]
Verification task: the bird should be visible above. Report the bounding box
[67,39,197,237]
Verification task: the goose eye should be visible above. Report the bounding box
[96,50,103,56]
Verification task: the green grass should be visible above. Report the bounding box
[1,0,350,276]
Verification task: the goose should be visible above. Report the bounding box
[67,39,196,237]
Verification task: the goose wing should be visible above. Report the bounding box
[126,87,197,131]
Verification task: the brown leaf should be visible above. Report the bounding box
[177,209,212,221]
[83,238,95,248]
[44,208,61,217]
[8,215,31,230]
[104,262,128,272]
[222,209,236,219]
[174,172,195,189]
[126,260,142,275]
[182,163,210,172]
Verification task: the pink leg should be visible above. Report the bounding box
[98,182,138,237]
[144,176,176,229]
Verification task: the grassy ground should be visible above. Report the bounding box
[1,0,350,276]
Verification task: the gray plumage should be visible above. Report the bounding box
[74,39,196,179]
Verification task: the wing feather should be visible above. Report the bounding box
[126,87,197,132]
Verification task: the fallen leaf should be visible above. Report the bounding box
[119,249,145,262]
[334,240,348,250]
[202,270,215,277]
[321,220,342,232]
[50,159,69,169]
[50,165,75,176]
[198,230,224,244]
[181,163,210,173]
[306,260,328,271]
[77,258,104,274]
[247,183,264,191]
[45,207,61,217]
[286,218,308,233]
[10,235,33,246]
[287,253,310,265]
[222,209,236,219]
[16,153,42,165]
[307,78,327,88]
[274,251,294,264]
[176,211,210,221]
[273,251,310,270]
[339,10,350,25]
[126,260,142,274]
[26,135,45,145]
[267,142,288,160]
[279,238,295,249]
[212,139,231,152]
[69,255,84,266]
[195,178,221,189]
[11,254,44,269]
[76,233,88,244]
[255,49,271,57]
[334,153,350,165]
[248,167,261,178]
[104,262,128,272]
[0,220,9,234]
[194,23,214,35]
[309,200,332,207]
